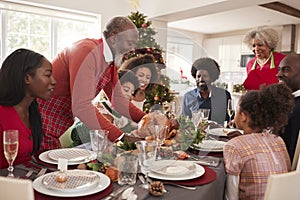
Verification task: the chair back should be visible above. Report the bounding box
[0,176,34,200]
[264,171,300,200]
[291,130,300,171]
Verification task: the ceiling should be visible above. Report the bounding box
[147,0,300,35]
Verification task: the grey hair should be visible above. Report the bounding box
[103,16,136,39]
[243,26,279,50]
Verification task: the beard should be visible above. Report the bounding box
[197,82,209,92]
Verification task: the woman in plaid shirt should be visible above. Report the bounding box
[224,84,294,200]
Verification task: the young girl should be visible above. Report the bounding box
[0,49,56,168]
[119,54,158,110]
[224,84,293,200]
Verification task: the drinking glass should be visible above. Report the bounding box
[199,108,210,122]
[191,110,202,131]
[149,125,168,147]
[227,99,234,120]
[135,141,158,189]
[89,130,108,162]
[3,130,19,177]
[116,154,138,185]
[149,125,168,160]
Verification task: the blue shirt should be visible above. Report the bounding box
[182,86,231,124]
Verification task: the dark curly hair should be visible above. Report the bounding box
[238,84,294,134]
[118,69,139,91]
[119,54,159,88]
[191,57,220,82]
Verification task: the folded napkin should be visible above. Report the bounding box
[34,183,113,200]
[159,166,216,186]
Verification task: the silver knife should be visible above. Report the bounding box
[102,185,130,200]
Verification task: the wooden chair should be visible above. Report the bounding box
[291,130,300,171]
[264,171,300,200]
[0,176,34,200]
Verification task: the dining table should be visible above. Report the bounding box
[0,142,227,200]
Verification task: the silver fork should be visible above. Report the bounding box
[36,168,47,178]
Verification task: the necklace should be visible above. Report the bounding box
[256,53,272,68]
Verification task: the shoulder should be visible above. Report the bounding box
[273,51,286,58]
[184,88,197,97]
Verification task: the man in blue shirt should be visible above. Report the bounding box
[182,57,231,125]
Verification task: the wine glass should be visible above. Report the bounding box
[191,110,202,131]
[135,141,158,189]
[227,99,234,121]
[149,125,168,160]
[199,109,210,122]
[149,125,168,147]
[3,130,19,177]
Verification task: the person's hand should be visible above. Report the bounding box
[121,133,141,143]
[227,131,242,139]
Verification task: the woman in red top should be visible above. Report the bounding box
[0,49,56,169]
[243,26,285,90]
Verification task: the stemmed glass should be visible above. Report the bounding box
[135,141,158,189]
[227,99,234,123]
[149,125,168,160]
[3,130,19,177]
[191,110,202,131]
[149,125,168,147]
[199,109,210,122]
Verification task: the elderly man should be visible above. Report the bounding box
[277,53,300,162]
[182,57,231,125]
[38,16,145,150]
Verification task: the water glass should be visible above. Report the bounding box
[117,154,138,185]
[89,130,108,161]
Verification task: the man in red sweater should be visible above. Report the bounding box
[38,16,145,150]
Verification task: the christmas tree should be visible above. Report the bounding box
[125,11,175,113]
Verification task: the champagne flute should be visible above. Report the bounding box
[227,99,234,120]
[135,141,158,189]
[3,130,19,177]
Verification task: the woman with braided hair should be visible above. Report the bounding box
[224,84,294,200]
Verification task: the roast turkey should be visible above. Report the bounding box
[136,111,178,139]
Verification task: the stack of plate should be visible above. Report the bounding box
[149,160,205,181]
[208,128,243,137]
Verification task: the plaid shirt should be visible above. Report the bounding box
[38,38,145,150]
[224,133,291,200]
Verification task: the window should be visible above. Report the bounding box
[0,1,100,63]
[166,34,194,84]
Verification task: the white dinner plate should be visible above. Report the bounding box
[151,160,196,176]
[39,149,95,165]
[192,140,226,152]
[148,162,205,181]
[33,170,110,197]
[42,170,100,192]
[208,128,243,137]
[48,148,92,162]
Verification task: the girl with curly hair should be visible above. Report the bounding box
[224,84,294,200]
